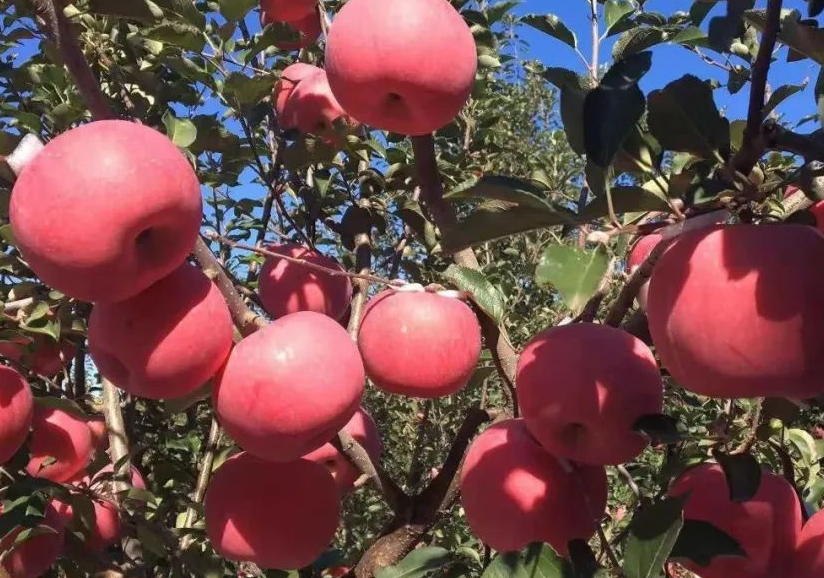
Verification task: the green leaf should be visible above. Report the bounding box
[623,498,685,578]
[162,111,197,148]
[633,414,685,445]
[613,27,667,60]
[605,0,635,35]
[584,52,651,167]
[218,0,256,21]
[482,543,573,578]
[716,453,763,503]
[375,547,452,578]
[580,186,671,219]
[708,0,755,53]
[88,0,164,20]
[788,428,823,465]
[648,75,731,161]
[745,9,824,65]
[542,68,591,155]
[763,82,808,117]
[522,14,578,49]
[536,244,609,314]
[142,19,204,51]
[222,72,277,106]
[446,175,553,209]
[442,265,506,325]
[670,520,745,567]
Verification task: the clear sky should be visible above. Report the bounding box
[516,0,819,126]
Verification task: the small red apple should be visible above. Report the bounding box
[357,290,481,398]
[0,501,67,578]
[86,415,108,451]
[269,12,321,51]
[0,365,32,465]
[303,407,382,494]
[0,335,76,378]
[325,0,477,135]
[274,63,322,118]
[260,0,317,23]
[460,419,607,555]
[88,263,234,400]
[205,452,340,569]
[257,243,352,320]
[92,463,147,490]
[26,404,93,482]
[214,311,365,462]
[517,322,663,465]
[668,463,802,578]
[9,120,202,303]
[281,70,357,142]
[648,224,824,399]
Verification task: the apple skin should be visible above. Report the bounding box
[668,463,802,578]
[627,232,665,312]
[325,0,477,135]
[0,365,33,465]
[0,501,67,578]
[88,263,234,400]
[55,496,121,553]
[260,0,317,23]
[303,406,382,494]
[460,419,607,556]
[517,322,663,465]
[647,224,824,399]
[205,452,340,570]
[26,405,93,482]
[274,63,321,118]
[357,290,481,398]
[0,335,76,378]
[257,243,352,320]
[9,120,202,303]
[281,70,356,142]
[86,415,108,451]
[214,311,365,462]
[792,508,824,578]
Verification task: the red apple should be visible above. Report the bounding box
[460,419,607,555]
[88,263,234,400]
[792,507,824,578]
[92,463,147,490]
[357,290,481,398]
[205,452,340,569]
[55,495,121,553]
[257,243,352,320]
[271,12,322,51]
[668,463,802,578]
[0,365,32,465]
[517,322,663,465]
[647,224,824,399]
[9,120,202,303]
[325,0,477,135]
[26,404,93,482]
[260,0,317,23]
[303,407,382,494]
[214,311,365,462]
[281,70,357,142]
[86,415,108,451]
[0,501,66,578]
[274,63,321,118]
[0,335,76,378]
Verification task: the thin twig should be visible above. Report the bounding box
[603,239,669,327]
[333,431,406,512]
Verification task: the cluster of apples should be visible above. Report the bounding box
[0,372,140,578]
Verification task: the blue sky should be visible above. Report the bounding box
[516,0,819,126]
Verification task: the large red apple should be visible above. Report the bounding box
[358,290,481,398]
[26,404,93,482]
[517,322,663,465]
[9,120,202,303]
[205,452,340,569]
[0,335,76,378]
[647,224,824,399]
[214,311,364,462]
[325,0,477,135]
[460,419,607,555]
[0,501,67,578]
[792,508,824,578]
[668,462,802,578]
[257,243,352,320]
[281,70,356,142]
[303,406,382,494]
[0,365,33,465]
[88,263,234,400]
[274,63,321,118]
[260,0,317,23]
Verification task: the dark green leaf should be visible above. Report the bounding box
[613,27,667,60]
[581,186,670,219]
[481,543,573,578]
[604,0,635,35]
[670,520,745,567]
[142,19,204,51]
[222,72,277,106]
[536,244,609,314]
[522,14,578,49]
[763,82,808,117]
[716,453,763,503]
[745,9,824,65]
[442,265,506,325]
[162,111,197,148]
[623,498,685,578]
[633,414,685,445]
[375,547,452,578]
[88,0,163,20]
[217,0,256,21]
